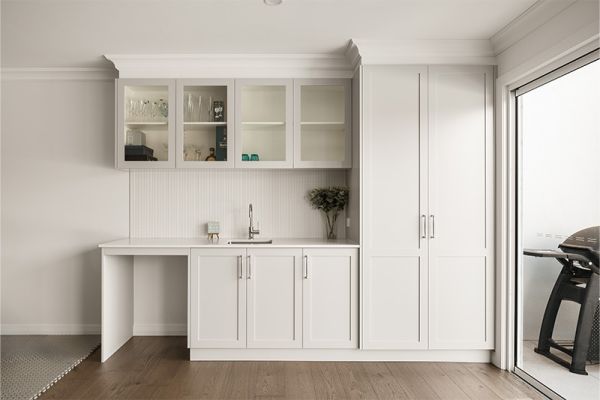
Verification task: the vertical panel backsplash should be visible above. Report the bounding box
[130,169,347,238]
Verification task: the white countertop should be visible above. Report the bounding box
[99,237,360,248]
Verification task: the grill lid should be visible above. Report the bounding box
[559,226,599,267]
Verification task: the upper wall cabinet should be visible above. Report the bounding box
[235,79,294,168]
[176,79,234,168]
[116,79,176,169]
[294,79,351,168]
[115,77,351,169]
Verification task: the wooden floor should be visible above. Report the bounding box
[41,337,546,400]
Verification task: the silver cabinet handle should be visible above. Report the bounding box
[247,255,252,279]
[303,255,308,279]
[420,214,427,239]
[430,215,435,239]
[237,255,243,279]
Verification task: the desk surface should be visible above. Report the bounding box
[99,237,360,249]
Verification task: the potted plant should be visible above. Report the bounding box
[307,186,349,240]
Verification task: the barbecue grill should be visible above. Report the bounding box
[524,226,599,375]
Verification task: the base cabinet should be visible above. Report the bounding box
[190,247,358,350]
[246,249,302,348]
[190,248,246,348]
[302,248,358,348]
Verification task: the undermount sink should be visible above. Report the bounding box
[227,239,273,245]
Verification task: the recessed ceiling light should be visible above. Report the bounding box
[264,0,283,5]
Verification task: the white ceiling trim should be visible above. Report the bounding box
[347,39,497,66]
[105,54,356,79]
[1,67,116,81]
[490,0,577,55]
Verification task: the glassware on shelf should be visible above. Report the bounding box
[213,100,224,122]
[125,97,168,122]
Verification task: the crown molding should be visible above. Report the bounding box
[104,54,356,79]
[349,39,496,65]
[490,0,577,56]
[1,67,116,81]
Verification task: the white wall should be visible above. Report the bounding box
[1,78,129,334]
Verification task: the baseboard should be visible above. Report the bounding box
[0,324,101,335]
[190,348,492,362]
[133,324,187,336]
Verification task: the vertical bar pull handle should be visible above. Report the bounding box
[420,215,427,239]
[430,215,435,239]
[247,255,252,279]
[303,255,308,279]
[238,255,243,279]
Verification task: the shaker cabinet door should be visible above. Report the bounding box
[361,65,429,349]
[427,65,494,350]
[190,248,246,348]
[246,248,302,348]
[302,248,358,348]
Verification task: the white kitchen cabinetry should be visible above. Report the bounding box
[235,79,294,168]
[302,248,358,348]
[294,79,352,168]
[190,246,356,351]
[361,65,494,351]
[246,248,302,348]
[116,79,176,169]
[190,248,246,348]
[115,77,352,169]
[427,66,494,350]
[176,79,234,168]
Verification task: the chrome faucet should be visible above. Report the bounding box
[248,203,260,239]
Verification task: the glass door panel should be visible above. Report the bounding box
[117,79,175,168]
[177,80,233,168]
[515,57,599,400]
[235,80,293,168]
[295,80,350,168]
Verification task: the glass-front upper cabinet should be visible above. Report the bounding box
[116,79,176,168]
[235,79,293,168]
[294,79,351,168]
[176,79,234,168]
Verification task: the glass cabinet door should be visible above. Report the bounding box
[176,80,234,168]
[117,79,176,168]
[294,79,351,168]
[235,80,293,168]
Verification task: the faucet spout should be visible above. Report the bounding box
[248,203,260,239]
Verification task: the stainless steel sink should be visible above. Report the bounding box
[227,239,273,245]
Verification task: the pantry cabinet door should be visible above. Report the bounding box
[246,248,302,348]
[190,248,246,348]
[302,248,358,348]
[428,65,494,350]
[361,65,429,349]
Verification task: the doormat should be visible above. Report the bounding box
[1,335,100,400]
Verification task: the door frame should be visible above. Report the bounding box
[494,41,600,371]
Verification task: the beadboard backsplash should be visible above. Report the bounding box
[130,169,347,238]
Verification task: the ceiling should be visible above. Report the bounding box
[1,0,540,67]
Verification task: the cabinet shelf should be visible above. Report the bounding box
[242,121,285,126]
[184,121,227,126]
[125,121,168,125]
[300,121,344,126]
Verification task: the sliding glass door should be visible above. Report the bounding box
[515,52,599,399]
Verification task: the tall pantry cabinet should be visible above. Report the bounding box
[361,65,494,350]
